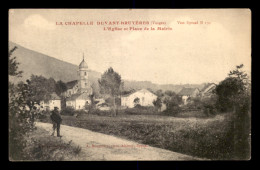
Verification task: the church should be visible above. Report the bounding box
[63,54,93,110]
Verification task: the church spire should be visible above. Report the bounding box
[79,52,88,69]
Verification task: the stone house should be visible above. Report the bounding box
[40,93,61,111]
[121,89,157,108]
[178,88,200,105]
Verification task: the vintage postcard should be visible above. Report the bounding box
[8,9,251,161]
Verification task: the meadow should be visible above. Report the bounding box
[41,111,234,160]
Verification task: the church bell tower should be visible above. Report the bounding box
[78,53,90,94]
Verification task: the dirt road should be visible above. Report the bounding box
[36,122,201,160]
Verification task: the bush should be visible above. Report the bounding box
[134,104,142,109]
[203,104,217,116]
[74,109,88,118]
[60,107,75,116]
[84,104,91,111]
[37,113,47,120]
[37,109,50,118]
[163,105,181,116]
[90,108,112,116]
[125,106,158,115]
[202,96,218,116]
[105,97,121,107]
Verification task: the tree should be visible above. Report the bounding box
[164,90,175,97]
[9,47,33,160]
[8,46,23,77]
[98,67,123,116]
[153,97,162,112]
[55,80,67,110]
[163,92,182,115]
[86,83,96,113]
[215,77,245,112]
[155,89,164,97]
[215,64,250,113]
[55,80,67,96]
[25,75,56,109]
[215,64,251,159]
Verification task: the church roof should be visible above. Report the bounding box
[66,92,90,101]
[66,80,78,89]
[79,58,88,69]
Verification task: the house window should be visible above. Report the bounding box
[84,72,86,76]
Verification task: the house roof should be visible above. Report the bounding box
[200,83,216,93]
[50,93,61,100]
[66,80,78,89]
[121,88,157,97]
[121,90,136,97]
[178,88,199,96]
[66,92,90,101]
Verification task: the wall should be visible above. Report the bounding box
[49,100,61,110]
[191,89,200,98]
[75,99,89,110]
[182,96,189,105]
[66,100,76,109]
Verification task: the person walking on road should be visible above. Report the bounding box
[50,107,62,137]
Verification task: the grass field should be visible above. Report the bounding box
[41,111,234,160]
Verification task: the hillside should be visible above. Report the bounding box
[9,42,101,84]
[9,41,205,94]
[123,81,204,93]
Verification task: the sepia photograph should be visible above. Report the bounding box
[8,9,251,161]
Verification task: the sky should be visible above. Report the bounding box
[9,9,251,84]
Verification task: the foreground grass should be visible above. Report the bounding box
[42,112,234,160]
[22,126,84,161]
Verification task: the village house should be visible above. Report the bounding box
[121,89,157,108]
[178,88,200,105]
[63,54,93,110]
[66,92,91,110]
[40,92,61,111]
[200,83,216,98]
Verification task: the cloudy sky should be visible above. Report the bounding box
[9,9,251,84]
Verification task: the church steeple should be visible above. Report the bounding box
[79,53,88,69]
